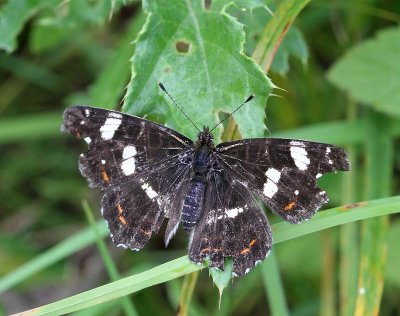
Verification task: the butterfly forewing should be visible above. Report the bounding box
[216,138,350,223]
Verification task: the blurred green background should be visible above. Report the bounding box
[0,0,399,315]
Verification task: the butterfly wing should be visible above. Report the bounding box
[189,167,272,277]
[215,138,350,223]
[61,106,193,249]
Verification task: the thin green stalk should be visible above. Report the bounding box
[82,201,138,316]
[354,109,393,316]
[320,230,335,316]
[176,271,199,316]
[339,99,359,316]
[261,251,289,316]
[252,0,311,72]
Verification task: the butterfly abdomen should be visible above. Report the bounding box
[182,176,206,232]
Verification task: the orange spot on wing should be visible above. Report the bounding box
[118,215,127,225]
[241,247,251,255]
[284,200,296,211]
[200,247,210,253]
[140,229,151,236]
[101,170,110,183]
[241,239,257,255]
[284,196,300,212]
[99,164,110,183]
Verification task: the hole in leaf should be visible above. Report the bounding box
[204,0,212,10]
[176,41,191,54]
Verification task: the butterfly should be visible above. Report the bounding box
[61,89,350,277]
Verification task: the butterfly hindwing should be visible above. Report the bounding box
[189,168,272,277]
[216,138,350,223]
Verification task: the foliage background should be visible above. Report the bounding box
[0,0,399,315]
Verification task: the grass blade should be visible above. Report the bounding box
[261,251,289,316]
[13,195,400,315]
[0,221,108,293]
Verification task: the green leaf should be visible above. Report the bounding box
[0,0,55,53]
[123,0,272,140]
[209,258,233,306]
[328,26,400,117]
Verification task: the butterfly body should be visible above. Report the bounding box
[61,105,350,277]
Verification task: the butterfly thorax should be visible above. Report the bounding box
[192,127,214,174]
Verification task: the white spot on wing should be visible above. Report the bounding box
[121,157,135,175]
[85,109,90,117]
[289,140,304,146]
[84,137,91,144]
[101,159,106,164]
[316,173,322,178]
[290,144,310,170]
[141,183,158,199]
[326,147,331,154]
[225,207,244,218]
[165,221,179,246]
[266,168,281,182]
[263,168,281,198]
[328,159,333,164]
[218,142,242,151]
[109,112,122,119]
[117,243,128,249]
[80,120,85,125]
[122,145,137,159]
[100,117,121,140]
[121,146,137,175]
[294,190,299,195]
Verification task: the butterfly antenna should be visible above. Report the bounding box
[209,94,255,133]
[158,82,201,133]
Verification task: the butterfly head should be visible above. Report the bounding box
[197,126,214,147]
